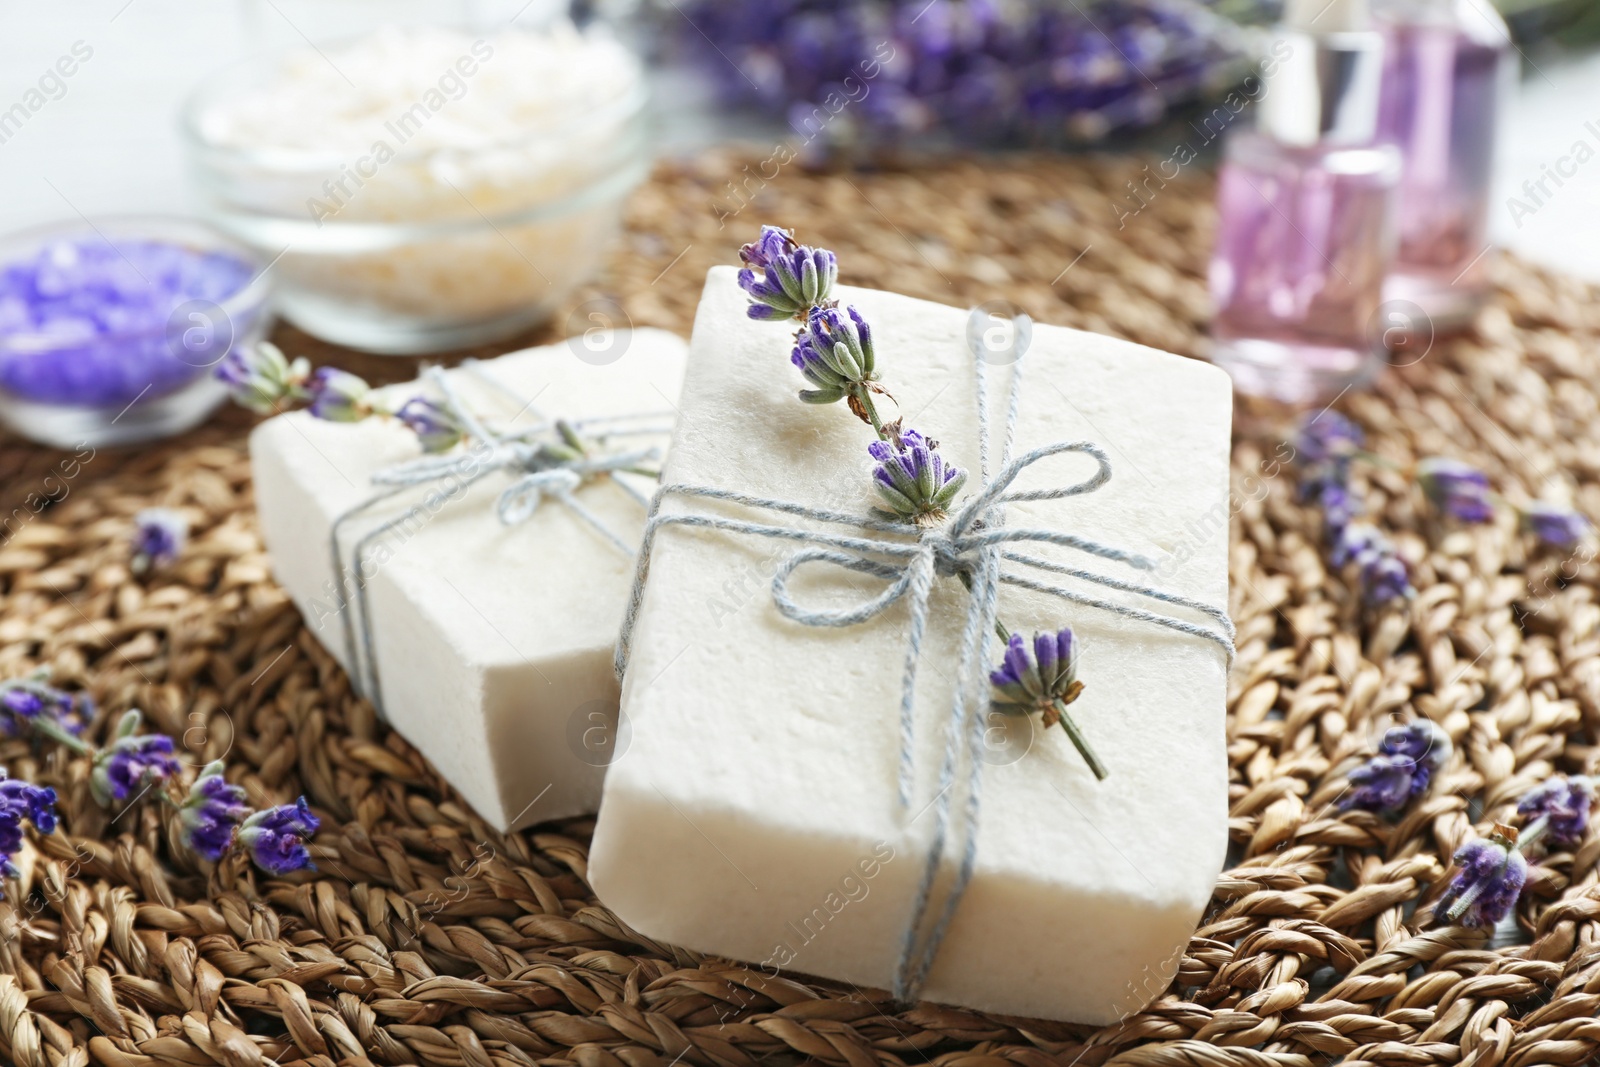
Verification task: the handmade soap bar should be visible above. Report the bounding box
[589,271,1231,1023]
[252,330,687,830]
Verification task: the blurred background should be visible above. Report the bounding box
[0,0,1598,446]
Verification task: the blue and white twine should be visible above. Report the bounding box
[615,315,1233,1003]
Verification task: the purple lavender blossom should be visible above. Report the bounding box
[91,715,180,805]
[1520,501,1590,550]
[215,341,310,414]
[1435,828,1527,928]
[238,797,320,875]
[868,427,967,522]
[306,367,372,423]
[396,397,465,454]
[0,675,89,737]
[1517,776,1595,850]
[1416,458,1493,524]
[990,627,1080,710]
[1332,523,1413,606]
[737,226,838,320]
[664,1,1254,154]
[0,774,57,883]
[131,508,188,574]
[1296,412,1364,467]
[180,761,252,862]
[1342,720,1452,813]
[791,304,878,404]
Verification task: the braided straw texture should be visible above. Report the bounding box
[2,153,1599,1067]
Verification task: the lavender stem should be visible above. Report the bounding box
[1053,697,1107,781]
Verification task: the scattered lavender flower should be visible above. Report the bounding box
[1517,775,1595,851]
[396,397,465,454]
[180,761,252,862]
[1296,412,1364,467]
[1342,720,1452,813]
[306,367,373,423]
[0,674,89,737]
[737,225,838,320]
[90,712,180,805]
[1332,523,1413,606]
[1416,457,1493,524]
[792,305,879,403]
[869,427,967,523]
[131,508,188,574]
[238,797,320,875]
[215,340,310,414]
[0,773,57,883]
[1520,501,1590,550]
[1436,826,1527,928]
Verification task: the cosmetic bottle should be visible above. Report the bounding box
[1208,0,1401,404]
[1374,0,1512,328]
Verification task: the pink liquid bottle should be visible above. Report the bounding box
[1208,0,1402,404]
[1374,0,1512,329]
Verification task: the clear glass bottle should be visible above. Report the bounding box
[1208,0,1402,404]
[1374,0,1512,328]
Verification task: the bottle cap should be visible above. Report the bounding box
[1257,0,1385,147]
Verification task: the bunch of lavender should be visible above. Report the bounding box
[1293,414,1590,607]
[658,0,1260,156]
[216,343,467,455]
[0,670,320,884]
[738,224,1102,777]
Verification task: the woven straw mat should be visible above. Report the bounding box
[2,152,1599,1067]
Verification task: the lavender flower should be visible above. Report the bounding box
[869,428,967,523]
[396,397,465,454]
[1517,775,1595,851]
[0,673,89,737]
[180,760,252,862]
[1416,458,1493,524]
[1296,412,1364,467]
[991,628,1082,712]
[306,367,373,423]
[0,773,57,883]
[238,797,320,875]
[215,340,310,414]
[989,626,1104,779]
[1436,826,1527,928]
[791,305,879,404]
[1342,720,1452,813]
[90,711,179,805]
[1332,523,1413,606]
[737,225,838,320]
[1520,501,1590,549]
[131,507,188,574]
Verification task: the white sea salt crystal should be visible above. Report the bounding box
[251,329,687,830]
[589,270,1232,1023]
[189,23,646,336]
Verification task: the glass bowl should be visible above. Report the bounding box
[0,216,271,448]
[180,29,651,355]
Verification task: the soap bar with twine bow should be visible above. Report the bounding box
[249,330,688,831]
[589,236,1234,1025]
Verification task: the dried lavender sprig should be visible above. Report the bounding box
[1437,824,1528,928]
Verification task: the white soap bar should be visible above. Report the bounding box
[589,271,1232,1023]
[252,329,687,830]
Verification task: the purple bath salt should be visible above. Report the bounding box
[0,237,255,407]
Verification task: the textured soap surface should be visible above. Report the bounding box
[252,329,688,830]
[589,271,1232,1023]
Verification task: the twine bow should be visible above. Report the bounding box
[330,362,672,716]
[615,315,1233,1003]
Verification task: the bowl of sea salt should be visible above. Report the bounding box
[182,21,648,354]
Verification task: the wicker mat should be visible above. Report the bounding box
[3,152,1600,1067]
